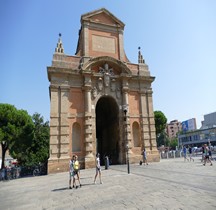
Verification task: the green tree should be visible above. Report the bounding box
[0,104,34,169]
[157,131,169,147]
[169,137,178,150]
[154,111,167,147]
[24,113,50,166]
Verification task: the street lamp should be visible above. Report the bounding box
[123,105,130,174]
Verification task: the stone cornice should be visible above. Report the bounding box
[83,21,123,34]
[134,75,155,83]
[47,66,80,81]
[49,84,70,90]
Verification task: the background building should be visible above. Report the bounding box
[181,118,197,132]
[201,111,216,129]
[166,120,182,139]
[178,127,216,147]
[178,112,216,147]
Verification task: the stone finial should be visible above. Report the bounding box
[138,47,145,64]
[55,33,64,54]
[138,47,150,76]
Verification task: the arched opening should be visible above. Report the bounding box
[72,122,81,152]
[132,122,141,147]
[96,96,119,165]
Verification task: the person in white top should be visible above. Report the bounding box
[94,153,102,184]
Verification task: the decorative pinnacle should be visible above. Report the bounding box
[138,46,145,64]
[138,47,141,62]
[55,33,64,54]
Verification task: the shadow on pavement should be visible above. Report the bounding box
[52,187,69,191]
[52,183,95,192]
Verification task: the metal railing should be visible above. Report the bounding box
[160,150,183,159]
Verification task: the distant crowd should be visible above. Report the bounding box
[182,144,213,166]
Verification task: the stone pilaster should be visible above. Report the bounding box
[49,85,59,160]
[146,89,157,151]
[60,86,70,157]
[83,73,95,168]
[118,29,124,61]
[122,79,132,155]
[139,90,150,151]
[48,85,70,173]
[83,23,89,57]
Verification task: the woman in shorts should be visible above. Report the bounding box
[73,155,82,188]
[94,153,102,184]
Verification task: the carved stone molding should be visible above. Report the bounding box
[97,77,103,91]
[91,87,98,99]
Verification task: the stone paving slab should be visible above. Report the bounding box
[0,157,216,210]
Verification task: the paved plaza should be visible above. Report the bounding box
[0,157,216,210]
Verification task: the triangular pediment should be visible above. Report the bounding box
[76,8,128,61]
[81,8,125,28]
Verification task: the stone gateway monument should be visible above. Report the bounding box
[47,8,159,174]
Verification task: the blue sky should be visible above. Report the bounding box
[0,0,216,128]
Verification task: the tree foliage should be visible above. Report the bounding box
[169,137,178,150]
[154,110,167,147]
[154,111,167,136]
[0,103,34,169]
[157,131,169,147]
[24,113,50,166]
[0,104,50,170]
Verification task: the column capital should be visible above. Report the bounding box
[82,86,92,91]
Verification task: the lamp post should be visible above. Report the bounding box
[123,105,130,174]
[126,144,130,174]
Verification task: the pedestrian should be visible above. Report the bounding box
[1,167,5,181]
[183,145,189,162]
[73,155,82,188]
[94,153,102,184]
[201,145,205,162]
[188,145,194,162]
[203,144,213,166]
[69,155,75,189]
[208,146,213,160]
[142,148,148,165]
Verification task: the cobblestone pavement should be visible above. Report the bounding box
[0,157,216,210]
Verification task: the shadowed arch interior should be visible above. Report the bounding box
[96,96,119,164]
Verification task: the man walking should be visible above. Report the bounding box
[183,145,189,162]
[203,144,213,166]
